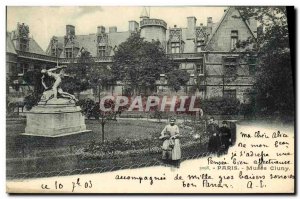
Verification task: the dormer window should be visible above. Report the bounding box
[17,23,30,51]
[50,37,60,57]
[65,48,73,58]
[98,46,106,57]
[231,30,238,50]
[196,39,205,52]
[51,48,57,57]
[195,27,207,52]
[169,28,183,54]
[171,42,180,54]
[19,38,29,51]
[96,27,108,57]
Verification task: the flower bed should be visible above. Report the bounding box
[77,127,210,160]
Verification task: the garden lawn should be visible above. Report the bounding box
[6,119,169,162]
[87,119,166,140]
[6,118,207,179]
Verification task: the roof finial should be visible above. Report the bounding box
[140,7,150,20]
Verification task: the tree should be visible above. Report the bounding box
[22,69,45,110]
[235,7,294,119]
[98,99,118,142]
[77,97,129,142]
[112,32,181,95]
[166,69,190,92]
[63,50,114,101]
[23,69,44,94]
[62,51,93,95]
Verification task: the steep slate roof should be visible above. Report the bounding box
[75,34,97,56]
[55,37,66,58]
[166,25,215,53]
[46,6,255,56]
[108,31,131,55]
[28,38,46,55]
[205,7,256,51]
[49,31,130,57]
[6,31,46,55]
[6,32,17,54]
[165,28,190,53]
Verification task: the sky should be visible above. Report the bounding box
[7,6,226,51]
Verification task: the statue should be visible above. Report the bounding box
[40,65,77,104]
[23,66,91,138]
[24,65,90,137]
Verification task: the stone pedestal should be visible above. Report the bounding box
[24,98,90,137]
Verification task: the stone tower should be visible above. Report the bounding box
[139,7,167,48]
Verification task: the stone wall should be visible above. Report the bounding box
[205,53,255,101]
[207,8,255,51]
[141,26,166,47]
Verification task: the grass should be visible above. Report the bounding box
[6,118,210,179]
[87,119,166,140]
[6,119,167,157]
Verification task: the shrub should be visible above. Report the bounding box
[240,102,255,117]
[24,92,41,110]
[76,98,99,119]
[79,136,206,160]
[201,97,240,115]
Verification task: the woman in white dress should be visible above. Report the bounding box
[159,118,181,162]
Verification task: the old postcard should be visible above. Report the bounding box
[6,6,295,194]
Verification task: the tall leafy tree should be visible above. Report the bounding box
[166,69,190,92]
[23,68,44,94]
[112,32,186,95]
[235,7,294,118]
[63,50,114,100]
[63,50,93,95]
[22,69,45,110]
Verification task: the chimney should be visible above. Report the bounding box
[207,17,213,27]
[66,25,75,36]
[97,26,106,34]
[109,26,117,33]
[129,21,139,32]
[187,16,197,39]
[206,17,213,35]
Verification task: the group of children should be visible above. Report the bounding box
[206,117,232,155]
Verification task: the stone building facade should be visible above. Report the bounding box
[7,7,257,104]
[6,23,57,99]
